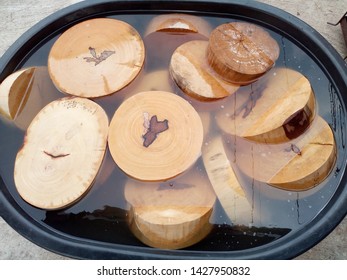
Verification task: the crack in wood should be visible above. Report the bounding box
[43,151,70,159]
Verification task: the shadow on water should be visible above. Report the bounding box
[44,205,290,251]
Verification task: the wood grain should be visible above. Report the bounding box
[216,68,316,143]
[108,91,203,181]
[48,18,145,98]
[14,97,109,209]
[125,170,216,249]
[0,0,346,260]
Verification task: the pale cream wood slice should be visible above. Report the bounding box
[234,116,336,191]
[0,66,62,130]
[0,68,34,119]
[170,40,239,100]
[108,91,204,181]
[145,13,212,37]
[125,170,216,249]
[14,97,109,210]
[216,68,316,143]
[207,22,280,85]
[202,136,253,225]
[48,18,145,98]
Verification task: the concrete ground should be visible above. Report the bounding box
[0,0,346,259]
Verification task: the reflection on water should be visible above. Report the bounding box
[43,204,290,251]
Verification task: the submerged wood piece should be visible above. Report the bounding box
[108,91,203,181]
[234,116,336,191]
[0,66,60,130]
[216,68,316,143]
[144,29,207,70]
[14,97,109,210]
[125,170,216,249]
[48,18,145,98]
[202,136,253,225]
[144,13,212,37]
[170,40,239,100]
[207,22,280,85]
[125,69,174,100]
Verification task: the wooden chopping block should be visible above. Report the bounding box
[207,22,280,85]
[170,40,239,100]
[48,18,145,98]
[14,97,109,209]
[124,170,216,249]
[233,116,336,191]
[108,91,204,181]
[216,68,316,143]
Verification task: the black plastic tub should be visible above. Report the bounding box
[0,0,347,259]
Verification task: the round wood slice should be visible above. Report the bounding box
[0,66,62,130]
[170,40,239,100]
[14,97,109,209]
[202,136,253,225]
[144,13,212,37]
[125,170,216,249]
[48,18,145,98]
[108,91,204,181]
[207,22,280,85]
[234,116,336,191]
[216,68,316,143]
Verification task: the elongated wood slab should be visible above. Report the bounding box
[216,68,316,143]
[14,97,109,209]
[125,170,216,249]
[48,18,145,98]
[234,116,336,191]
[170,40,239,100]
[202,136,253,225]
[207,22,280,84]
[108,91,203,181]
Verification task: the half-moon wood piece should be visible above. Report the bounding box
[144,13,212,37]
[48,18,145,98]
[0,66,62,130]
[14,97,109,210]
[108,91,204,181]
[0,68,35,119]
[202,136,253,225]
[170,40,239,100]
[207,22,280,85]
[216,68,316,143]
[234,116,336,191]
[125,170,216,249]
